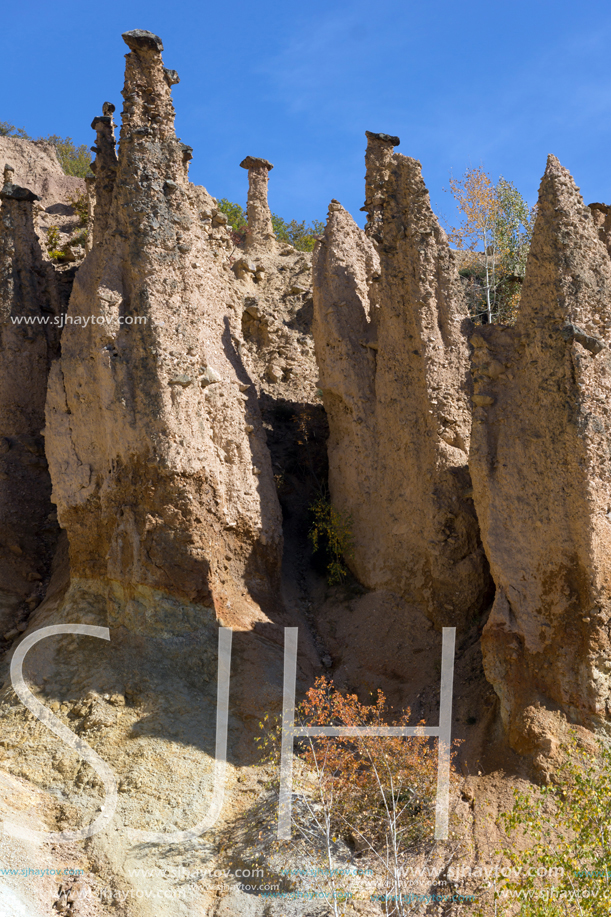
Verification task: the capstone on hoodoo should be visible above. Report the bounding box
[231,156,320,403]
[312,132,490,627]
[240,155,275,250]
[470,155,611,763]
[44,30,283,623]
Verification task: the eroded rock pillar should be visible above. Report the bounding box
[470,156,611,765]
[90,102,118,245]
[0,165,61,631]
[313,134,489,627]
[240,156,275,249]
[44,30,283,625]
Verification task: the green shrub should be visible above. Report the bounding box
[44,135,92,178]
[272,214,325,252]
[46,225,61,250]
[217,198,247,232]
[216,198,324,251]
[69,190,89,226]
[46,225,65,261]
[495,736,611,914]
[217,198,248,245]
[0,121,30,139]
[309,495,355,584]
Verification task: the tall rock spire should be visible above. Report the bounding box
[312,134,489,626]
[312,200,379,534]
[240,156,275,250]
[120,29,177,140]
[44,31,283,625]
[89,102,118,246]
[0,166,61,631]
[470,155,611,766]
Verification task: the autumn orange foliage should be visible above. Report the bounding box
[298,678,443,849]
[448,168,498,251]
[258,678,459,851]
[256,679,464,915]
[446,167,535,325]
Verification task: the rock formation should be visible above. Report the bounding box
[312,132,489,626]
[240,155,275,250]
[589,201,611,257]
[8,21,611,912]
[0,135,86,261]
[230,156,320,404]
[0,136,84,213]
[44,29,283,623]
[0,40,323,917]
[470,155,611,761]
[89,102,118,246]
[0,164,61,634]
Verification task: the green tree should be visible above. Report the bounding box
[496,737,611,914]
[216,198,324,252]
[0,121,30,139]
[44,135,92,178]
[272,214,325,252]
[446,167,536,324]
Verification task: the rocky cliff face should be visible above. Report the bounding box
[0,137,84,214]
[44,30,283,625]
[470,155,611,763]
[4,24,611,914]
[0,31,313,917]
[312,132,490,627]
[0,135,86,264]
[0,166,61,636]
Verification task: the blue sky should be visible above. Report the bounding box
[2,0,611,229]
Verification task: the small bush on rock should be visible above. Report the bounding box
[0,121,30,139]
[46,225,64,261]
[309,495,354,584]
[69,190,89,226]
